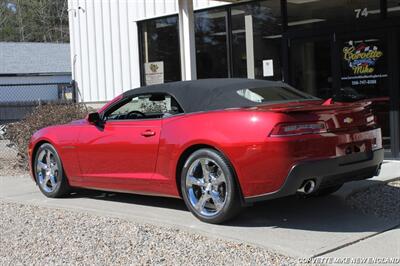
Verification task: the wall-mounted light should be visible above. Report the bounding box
[68,6,85,17]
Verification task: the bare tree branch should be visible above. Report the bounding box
[0,0,69,42]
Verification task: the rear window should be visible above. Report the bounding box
[237,87,314,103]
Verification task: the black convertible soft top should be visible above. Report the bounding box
[122,78,311,113]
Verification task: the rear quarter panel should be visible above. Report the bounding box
[155,109,287,197]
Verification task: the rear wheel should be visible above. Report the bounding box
[180,149,241,224]
[34,143,70,198]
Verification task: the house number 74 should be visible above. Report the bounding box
[354,8,369,18]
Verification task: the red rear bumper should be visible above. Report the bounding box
[244,148,383,203]
[231,128,382,198]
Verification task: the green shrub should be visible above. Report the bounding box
[5,103,90,168]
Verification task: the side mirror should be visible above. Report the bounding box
[87,112,101,125]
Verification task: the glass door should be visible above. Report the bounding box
[394,29,400,158]
[288,30,397,156]
[230,1,282,81]
[139,16,181,85]
[195,8,229,79]
[336,32,391,152]
[289,36,334,99]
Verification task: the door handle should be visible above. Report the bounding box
[141,130,156,137]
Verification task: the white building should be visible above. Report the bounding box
[68,0,230,104]
[68,0,400,158]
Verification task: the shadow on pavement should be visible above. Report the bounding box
[69,189,187,211]
[68,178,399,233]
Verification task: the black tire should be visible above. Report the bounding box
[312,184,343,197]
[34,143,70,198]
[180,148,242,224]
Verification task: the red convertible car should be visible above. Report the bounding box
[29,79,383,223]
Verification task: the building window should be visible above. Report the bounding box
[231,0,282,80]
[195,8,229,79]
[339,35,391,151]
[289,37,332,98]
[139,16,181,85]
[387,0,400,16]
[397,29,400,157]
[287,0,381,29]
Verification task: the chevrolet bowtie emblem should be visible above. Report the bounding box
[344,117,353,124]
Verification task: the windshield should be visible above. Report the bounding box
[237,86,316,103]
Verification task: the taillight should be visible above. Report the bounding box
[269,122,327,137]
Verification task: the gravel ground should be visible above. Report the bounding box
[0,201,295,266]
[346,179,400,222]
[0,140,28,177]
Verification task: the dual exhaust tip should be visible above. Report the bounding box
[297,179,316,195]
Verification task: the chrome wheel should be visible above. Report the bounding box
[36,148,59,193]
[185,158,227,217]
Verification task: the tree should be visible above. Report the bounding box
[0,0,69,43]
[0,1,19,41]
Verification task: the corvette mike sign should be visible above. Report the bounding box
[341,39,387,87]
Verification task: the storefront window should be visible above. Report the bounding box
[231,0,282,80]
[387,0,400,16]
[195,9,229,79]
[339,38,388,98]
[338,35,390,150]
[287,0,381,29]
[139,16,181,85]
[290,37,332,98]
[397,30,400,157]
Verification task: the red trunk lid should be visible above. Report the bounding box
[259,100,374,131]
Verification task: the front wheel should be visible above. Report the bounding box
[180,149,241,224]
[34,143,70,198]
